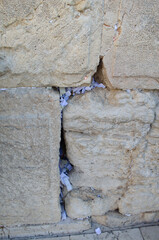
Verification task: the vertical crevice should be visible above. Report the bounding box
[93,56,113,90]
[59,107,74,221]
[56,75,107,220]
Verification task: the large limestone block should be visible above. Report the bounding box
[118,104,159,214]
[0,0,103,88]
[0,218,91,238]
[63,88,159,218]
[101,0,159,90]
[0,88,61,226]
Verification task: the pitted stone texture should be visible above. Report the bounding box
[0,0,103,88]
[0,88,61,226]
[101,0,159,90]
[63,88,159,218]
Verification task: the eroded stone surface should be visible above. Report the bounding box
[101,0,159,89]
[118,104,159,214]
[0,0,103,88]
[0,0,158,90]
[0,88,61,225]
[63,88,159,218]
[92,211,159,228]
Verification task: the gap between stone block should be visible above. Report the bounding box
[59,104,74,221]
[57,67,107,220]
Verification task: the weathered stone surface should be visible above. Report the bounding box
[6,228,144,240]
[101,0,159,90]
[118,104,159,214]
[113,229,143,240]
[0,88,61,226]
[63,88,159,218]
[69,232,113,240]
[0,218,91,238]
[69,229,143,240]
[140,226,159,240]
[0,0,103,88]
[92,211,159,228]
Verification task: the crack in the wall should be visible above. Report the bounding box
[0,85,159,234]
[61,81,159,218]
[111,0,127,80]
[99,0,106,56]
[59,78,105,108]
[94,56,114,90]
[113,0,124,43]
[57,76,106,220]
[59,106,74,220]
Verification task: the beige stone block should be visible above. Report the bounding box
[101,0,159,90]
[113,229,143,240]
[69,229,143,240]
[0,0,103,88]
[140,226,159,240]
[63,88,159,219]
[118,105,159,215]
[0,88,61,226]
[101,0,120,54]
[0,218,91,238]
[92,211,159,228]
[69,232,111,240]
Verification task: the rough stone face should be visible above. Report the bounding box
[101,0,159,90]
[92,211,159,228]
[63,88,159,218]
[1,0,158,90]
[118,104,159,214]
[0,88,61,226]
[0,0,103,88]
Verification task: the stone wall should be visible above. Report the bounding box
[0,0,103,88]
[0,0,159,238]
[63,89,159,218]
[0,88,61,225]
[100,0,159,90]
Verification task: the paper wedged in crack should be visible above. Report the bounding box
[0,88,61,225]
[63,88,159,218]
[0,0,103,88]
[101,0,159,89]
